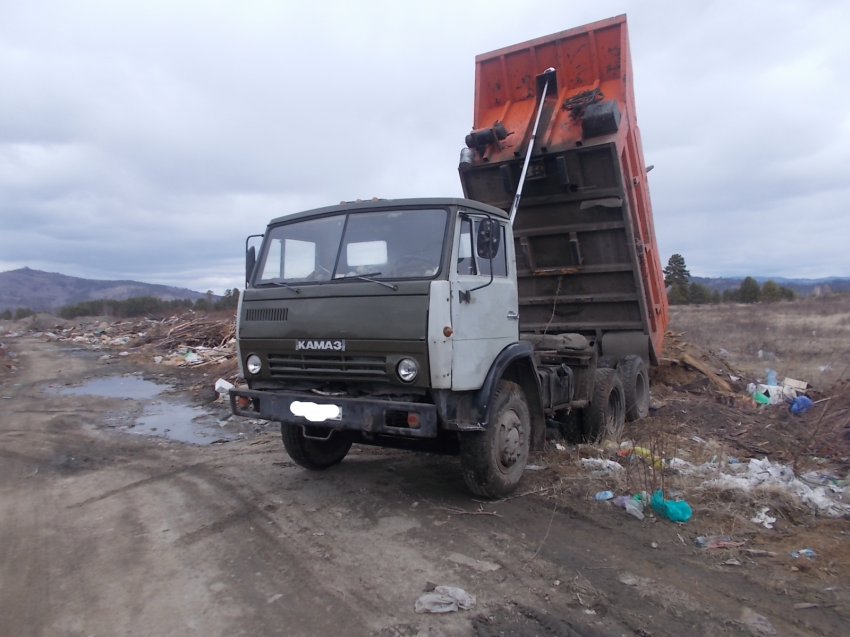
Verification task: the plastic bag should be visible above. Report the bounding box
[414,586,476,614]
[650,490,692,522]
[790,396,813,415]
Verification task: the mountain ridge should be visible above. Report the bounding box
[0,267,207,313]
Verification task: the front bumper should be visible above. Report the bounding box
[229,388,439,438]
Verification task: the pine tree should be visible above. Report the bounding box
[738,277,760,303]
[664,254,690,288]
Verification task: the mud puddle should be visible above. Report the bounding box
[53,374,237,445]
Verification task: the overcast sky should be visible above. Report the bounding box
[1,0,848,293]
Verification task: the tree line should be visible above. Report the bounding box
[1,288,241,321]
[664,254,796,305]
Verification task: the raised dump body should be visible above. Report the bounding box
[459,15,668,364]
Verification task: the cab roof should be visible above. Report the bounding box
[268,197,508,226]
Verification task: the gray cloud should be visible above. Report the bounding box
[1,0,848,294]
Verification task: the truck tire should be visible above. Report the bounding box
[584,368,626,442]
[620,355,649,421]
[459,380,530,498]
[280,423,352,470]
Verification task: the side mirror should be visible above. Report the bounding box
[476,219,500,260]
[246,246,256,284]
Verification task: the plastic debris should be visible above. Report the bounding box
[580,458,623,474]
[624,497,645,520]
[593,490,614,501]
[750,507,777,530]
[525,464,547,471]
[215,378,235,396]
[790,549,816,559]
[414,586,476,614]
[695,536,745,550]
[790,395,813,415]
[618,446,663,470]
[765,369,778,386]
[702,457,850,518]
[650,490,692,522]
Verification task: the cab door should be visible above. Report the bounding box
[449,214,518,391]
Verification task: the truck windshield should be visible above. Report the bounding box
[255,208,448,285]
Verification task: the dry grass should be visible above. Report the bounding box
[668,294,850,388]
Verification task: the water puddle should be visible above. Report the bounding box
[55,375,168,400]
[53,375,236,445]
[133,401,233,445]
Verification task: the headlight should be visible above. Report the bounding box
[246,354,262,375]
[397,358,419,383]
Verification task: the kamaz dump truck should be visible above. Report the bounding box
[230,15,668,497]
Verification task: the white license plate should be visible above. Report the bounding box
[290,401,342,422]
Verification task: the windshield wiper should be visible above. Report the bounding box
[333,272,398,291]
[262,280,301,293]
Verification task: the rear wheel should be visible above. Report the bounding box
[460,380,530,498]
[584,368,626,442]
[280,423,352,470]
[620,355,649,421]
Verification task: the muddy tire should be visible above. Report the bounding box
[584,368,626,442]
[620,355,649,421]
[280,424,352,470]
[459,380,531,498]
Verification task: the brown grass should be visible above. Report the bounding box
[668,294,850,388]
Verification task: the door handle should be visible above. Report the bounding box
[507,311,519,320]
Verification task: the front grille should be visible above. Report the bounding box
[268,353,387,380]
[246,307,288,322]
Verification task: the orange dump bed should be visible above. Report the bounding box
[459,15,668,364]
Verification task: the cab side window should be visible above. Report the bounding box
[456,217,477,275]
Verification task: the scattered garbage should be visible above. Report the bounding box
[612,494,646,519]
[215,378,235,397]
[525,464,547,471]
[650,490,692,522]
[703,457,850,518]
[9,313,238,370]
[790,549,816,559]
[618,446,663,470]
[624,497,645,520]
[580,458,623,475]
[747,375,809,406]
[750,507,777,530]
[695,536,745,549]
[592,490,614,501]
[790,395,813,414]
[414,586,476,614]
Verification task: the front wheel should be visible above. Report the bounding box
[459,380,531,498]
[281,424,352,470]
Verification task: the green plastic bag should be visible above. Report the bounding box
[651,490,692,522]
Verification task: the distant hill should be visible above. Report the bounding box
[0,267,207,313]
[691,276,850,296]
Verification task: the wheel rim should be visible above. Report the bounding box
[496,409,523,470]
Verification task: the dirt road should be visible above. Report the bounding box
[1,338,846,636]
